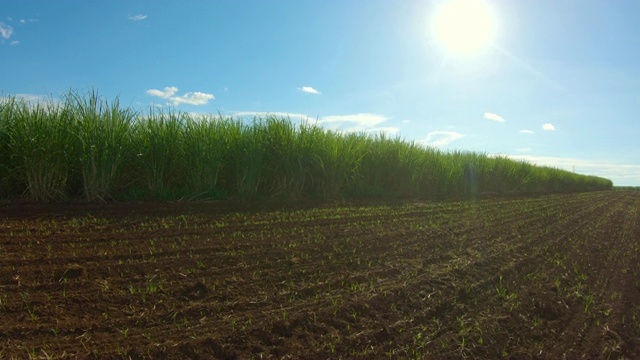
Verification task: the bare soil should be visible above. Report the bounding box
[0,191,639,359]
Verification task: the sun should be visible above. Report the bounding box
[431,0,497,56]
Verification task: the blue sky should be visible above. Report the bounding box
[2,0,639,185]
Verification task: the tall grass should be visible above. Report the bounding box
[0,97,14,198]
[228,119,267,197]
[0,91,614,202]
[182,113,230,197]
[69,90,135,201]
[317,131,366,198]
[134,108,185,196]
[5,97,75,201]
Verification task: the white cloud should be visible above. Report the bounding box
[15,94,46,102]
[0,94,58,107]
[299,86,321,95]
[233,112,387,128]
[507,154,640,186]
[146,86,178,99]
[317,114,390,133]
[129,14,148,21]
[320,113,386,127]
[542,123,556,131]
[515,148,531,153]
[233,111,314,121]
[0,22,13,40]
[232,112,395,133]
[484,112,506,122]
[363,127,400,135]
[519,129,534,134]
[146,86,214,106]
[9,40,18,46]
[171,92,214,106]
[228,109,403,136]
[420,131,465,147]
[18,18,37,24]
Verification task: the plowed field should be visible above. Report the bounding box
[1,191,639,359]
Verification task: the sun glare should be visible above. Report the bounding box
[431,0,497,56]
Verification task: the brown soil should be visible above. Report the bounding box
[0,191,639,359]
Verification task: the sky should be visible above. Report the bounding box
[1,0,639,186]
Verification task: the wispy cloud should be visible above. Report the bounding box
[146,86,214,106]
[299,86,321,95]
[519,129,534,134]
[0,22,13,40]
[17,94,47,102]
[232,111,395,134]
[0,93,54,105]
[508,154,640,186]
[319,114,391,133]
[147,86,178,99]
[484,112,506,122]
[364,127,400,135]
[320,113,386,128]
[233,111,313,121]
[2,18,38,45]
[515,148,531,152]
[542,123,556,131]
[420,131,465,147]
[128,14,148,22]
